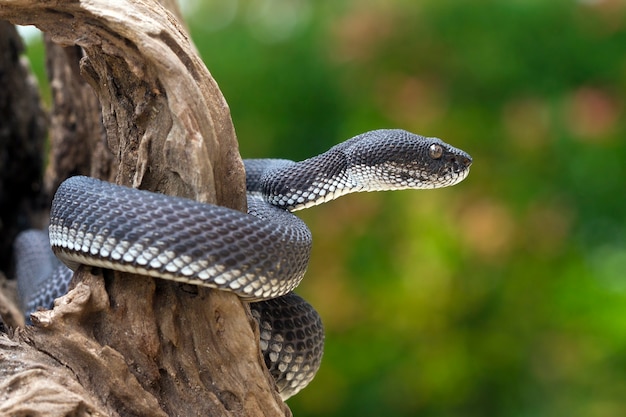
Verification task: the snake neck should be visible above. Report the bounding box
[260,147,358,212]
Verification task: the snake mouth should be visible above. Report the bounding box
[442,151,472,186]
[455,166,471,183]
[437,164,471,188]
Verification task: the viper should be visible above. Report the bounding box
[15,129,472,399]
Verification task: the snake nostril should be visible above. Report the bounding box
[448,154,472,173]
[451,155,472,169]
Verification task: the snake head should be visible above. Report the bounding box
[344,129,473,191]
[259,129,472,211]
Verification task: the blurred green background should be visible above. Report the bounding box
[21,0,626,415]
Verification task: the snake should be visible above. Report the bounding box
[14,129,472,399]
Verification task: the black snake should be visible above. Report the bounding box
[15,129,472,399]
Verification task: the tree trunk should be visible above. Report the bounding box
[0,1,290,416]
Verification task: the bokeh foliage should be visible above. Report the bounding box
[22,0,626,415]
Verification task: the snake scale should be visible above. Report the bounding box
[15,129,472,399]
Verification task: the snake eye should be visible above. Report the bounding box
[429,144,443,160]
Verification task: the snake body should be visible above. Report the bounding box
[16,129,472,399]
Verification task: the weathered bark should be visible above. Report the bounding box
[0,272,23,330]
[0,330,110,416]
[44,36,115,197]
[0,1,290,416]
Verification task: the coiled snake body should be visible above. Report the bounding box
[15,129,472,399]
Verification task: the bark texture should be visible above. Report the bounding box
[0,1,290,416]
[44,36,115,197]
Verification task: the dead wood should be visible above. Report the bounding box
[44,37,115,197]
[0,1,290,416]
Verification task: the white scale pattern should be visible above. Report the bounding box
[50,223,285,300]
